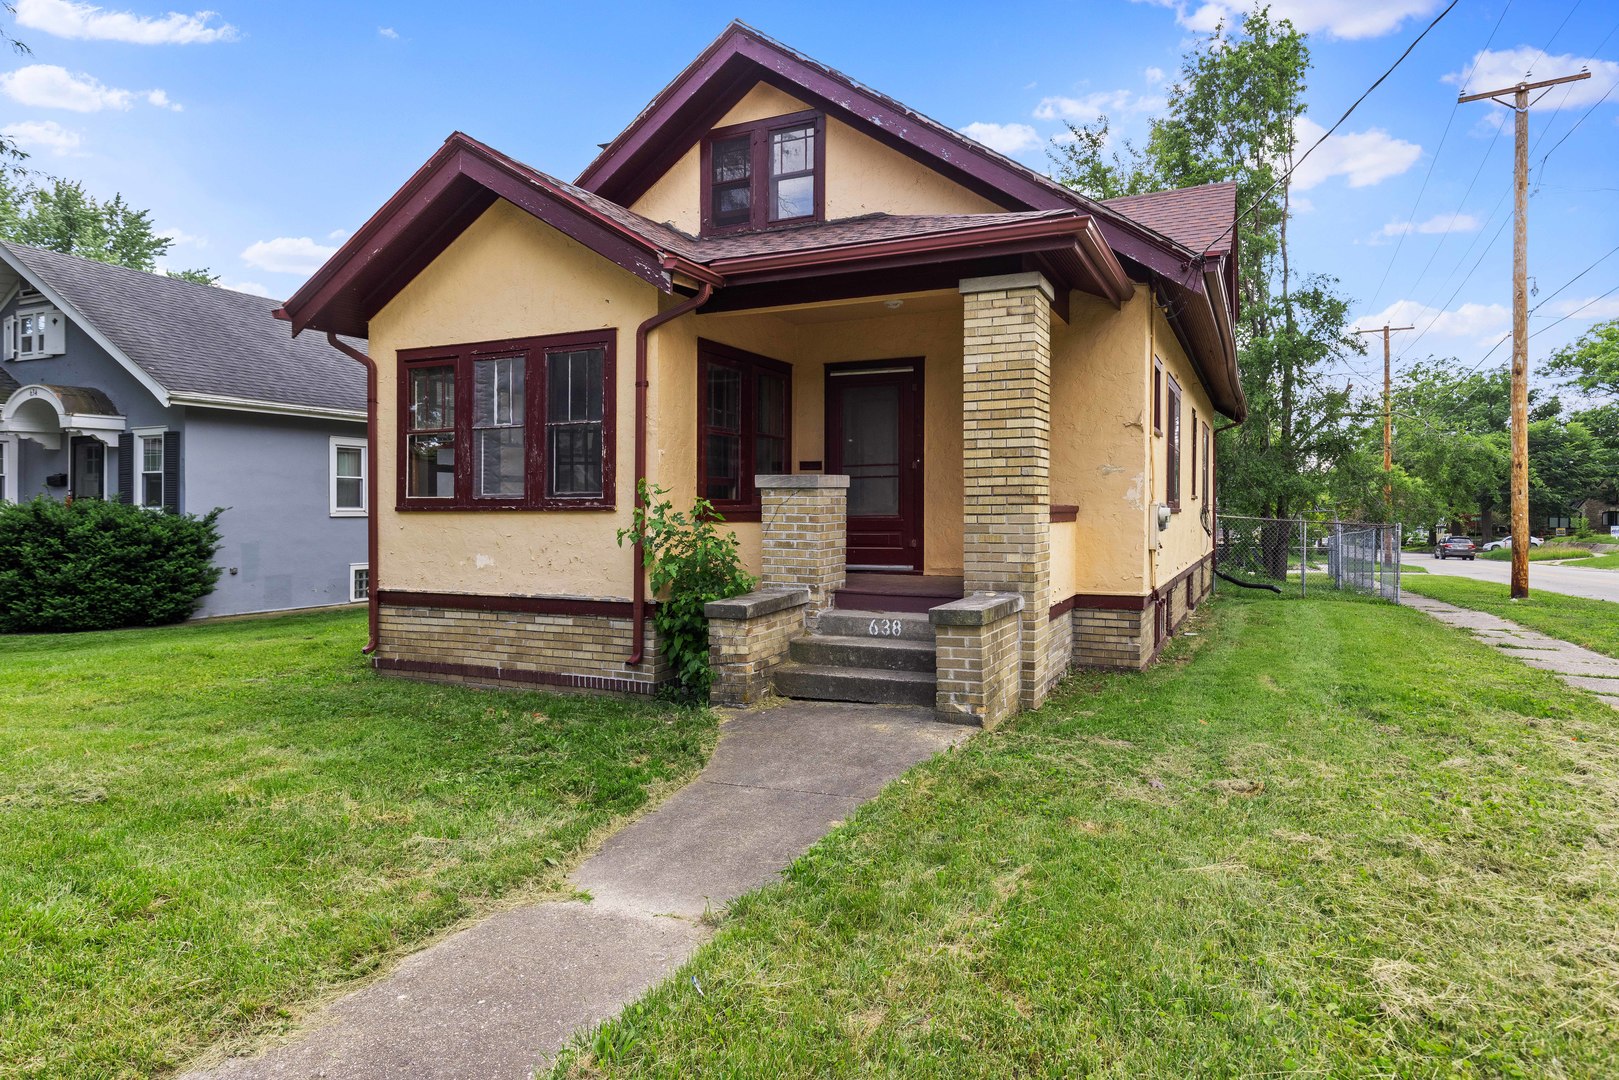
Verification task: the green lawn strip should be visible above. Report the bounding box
[1402,573,1619,661]
[1480,544,1594,562]
[1559,552,1619,570]
[0,609,714,1079]
[553,592,1619,1078]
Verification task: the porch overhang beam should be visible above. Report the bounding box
[0,383,126,449]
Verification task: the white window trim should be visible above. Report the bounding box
[349,562,370,604]
[132,427,165,510]
[0,434,16,503]
[330,435,368,517]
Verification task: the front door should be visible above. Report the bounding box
[826,360,923,571]
[71,437,104,500]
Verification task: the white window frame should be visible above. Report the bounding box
[133,426,165,510]
[329,436,368,517]
[3,305,64,361]
[349,563,370,603]
[0,434,16,503]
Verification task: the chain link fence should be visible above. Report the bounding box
[1214,515,1402,601]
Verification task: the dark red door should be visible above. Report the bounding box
[826,361,923,571]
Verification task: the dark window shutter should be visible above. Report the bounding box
[117,433,134,504]
[162,430,181,514]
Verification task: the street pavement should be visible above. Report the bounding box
[1415,552,1619,603]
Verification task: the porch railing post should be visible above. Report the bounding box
[755,473,849,619]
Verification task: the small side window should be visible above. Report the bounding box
[349,563,370,603]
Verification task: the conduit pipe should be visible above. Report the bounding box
[628,282,714,665]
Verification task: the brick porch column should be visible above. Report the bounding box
[960,272,1056,709]
[757,473,849,616]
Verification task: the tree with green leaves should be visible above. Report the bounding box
[1054,5,1367,523]
[0,175,215,281]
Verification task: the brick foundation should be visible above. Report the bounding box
[932,592,1024,728]
[1066,554,1215,671]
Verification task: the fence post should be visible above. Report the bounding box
[1299,517,1307,597]
[1394,524,1402,604]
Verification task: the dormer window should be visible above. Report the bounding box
[2,306,66,361]
[701,110,824,235]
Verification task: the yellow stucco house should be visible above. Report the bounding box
[280,23,1245,727]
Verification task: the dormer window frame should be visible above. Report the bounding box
[699,109,826,237]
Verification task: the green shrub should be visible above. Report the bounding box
[0,497,223,632]
[618,482,755,702]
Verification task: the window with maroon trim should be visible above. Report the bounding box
[701,110,824,235]
[1152,359,1163,433]
[398,331,615,510]
[1166,374,1182,511]
[1202,420,1212,508]
[1191,407,1200,499]
[697,340,791,520]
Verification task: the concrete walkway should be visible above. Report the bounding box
[185,703,966,1080]
[1403,593,1619,710]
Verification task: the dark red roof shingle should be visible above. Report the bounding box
[1101,182,1238,256]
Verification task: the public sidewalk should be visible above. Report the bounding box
[184,703,967,1080]
[1402,593,1619,710]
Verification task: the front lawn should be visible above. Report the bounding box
[0,609,713,1079]
[1402,572,1619,660]
[555,591,1619,1078]
[1481,543,1593,562]
[1561,552,1619,570]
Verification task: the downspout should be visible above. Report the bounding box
[325,331,381,655]
[627,282,714,665]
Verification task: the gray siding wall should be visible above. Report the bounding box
[2,291,178,501]
[183,410,367,618]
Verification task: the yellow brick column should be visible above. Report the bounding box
[960,272,1056,710]
[757,473,849,616]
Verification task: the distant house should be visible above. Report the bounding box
[0,243,370,618]
[1579,497,1619,537]
[279,23,1245,725]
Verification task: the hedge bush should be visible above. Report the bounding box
[0,497,223,632]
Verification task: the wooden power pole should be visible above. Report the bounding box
[1460,69,1590,599]
[1354,323,1413,513]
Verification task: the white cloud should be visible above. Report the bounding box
[1144,66,1166,85]
[1291,116,1420,191]
[378,26,398,39]
[1446,48,1619,108]
[1034,89,1165,122]
[958,121,1042,155]
[161,226,206,248]
[1378,213,1480,239]
[1291,196,1314,214]
[1355,300,1509,344]
[220,280,272,298]
[1133,0,1440,40]
[1,118,83,155]
[15,0,237,44]
[1543,295,1619,321]
[0,64,178,112]
[326,227,350,242]
[240,236,338,275]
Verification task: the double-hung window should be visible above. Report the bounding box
[701,110,824,235]
[330,437,367,516]
[397,331,614,510]
[139,433,164,509]
[1191,408,1200,500]
[1202,420,1211,511]
[0,436,10,502]
[697,340,791,520]
[1165,374,1182,511]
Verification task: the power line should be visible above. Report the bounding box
[1529,240,1619,312]
[1199,0,1460,259]
[1461,252,1619,375]
[1533,76,1619,189]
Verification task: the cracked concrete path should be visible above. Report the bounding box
[1402,593,1619,710]
[183,703,966,1080]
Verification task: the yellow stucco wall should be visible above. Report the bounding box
[1148,303,1218,588]
[629,83,1001,233]
[367,199,660,600]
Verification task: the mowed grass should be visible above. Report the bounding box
[1562,552,1619,570]
[1403,572,1619,661]
[1481,543,1594,562]
[0,609,713,1079]
[554,591,1619,1078]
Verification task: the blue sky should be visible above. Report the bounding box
[2,0,1615,397]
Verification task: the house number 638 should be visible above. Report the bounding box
[868,619,904,637]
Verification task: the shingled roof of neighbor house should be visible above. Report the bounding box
[0,242,366,417]
[1102,182,1240,257]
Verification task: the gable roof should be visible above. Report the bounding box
[1102,182,1238,257]
[0,243,365,419]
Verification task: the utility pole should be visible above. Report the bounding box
[1460,69,1590,599]
[1353,324,1413,513]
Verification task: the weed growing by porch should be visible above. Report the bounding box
[554,591,1619,1077]
[0,608,713,1078]
[1402,573,1619,661]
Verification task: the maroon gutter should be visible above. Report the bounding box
[323,331,381,654]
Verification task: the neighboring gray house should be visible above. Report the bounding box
[0,242,370,618]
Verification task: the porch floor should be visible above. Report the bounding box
[834,573,965,614]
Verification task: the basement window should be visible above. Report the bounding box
[350,563,370,603]
[701,110,824,235]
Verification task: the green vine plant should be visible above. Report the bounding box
[618,481,756,702]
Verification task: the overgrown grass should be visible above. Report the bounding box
[0,609,714,1079]
[1561,552,1619,570]
[553,591,1619,1078]
[1402,573,1619,661]
[1481,543,1593,562]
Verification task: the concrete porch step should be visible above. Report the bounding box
[814,610,935,642]
[772,663,936,707]
[788,634,936,673]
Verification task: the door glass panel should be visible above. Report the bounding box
[841,384,900,517]
[74,442,104,499]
